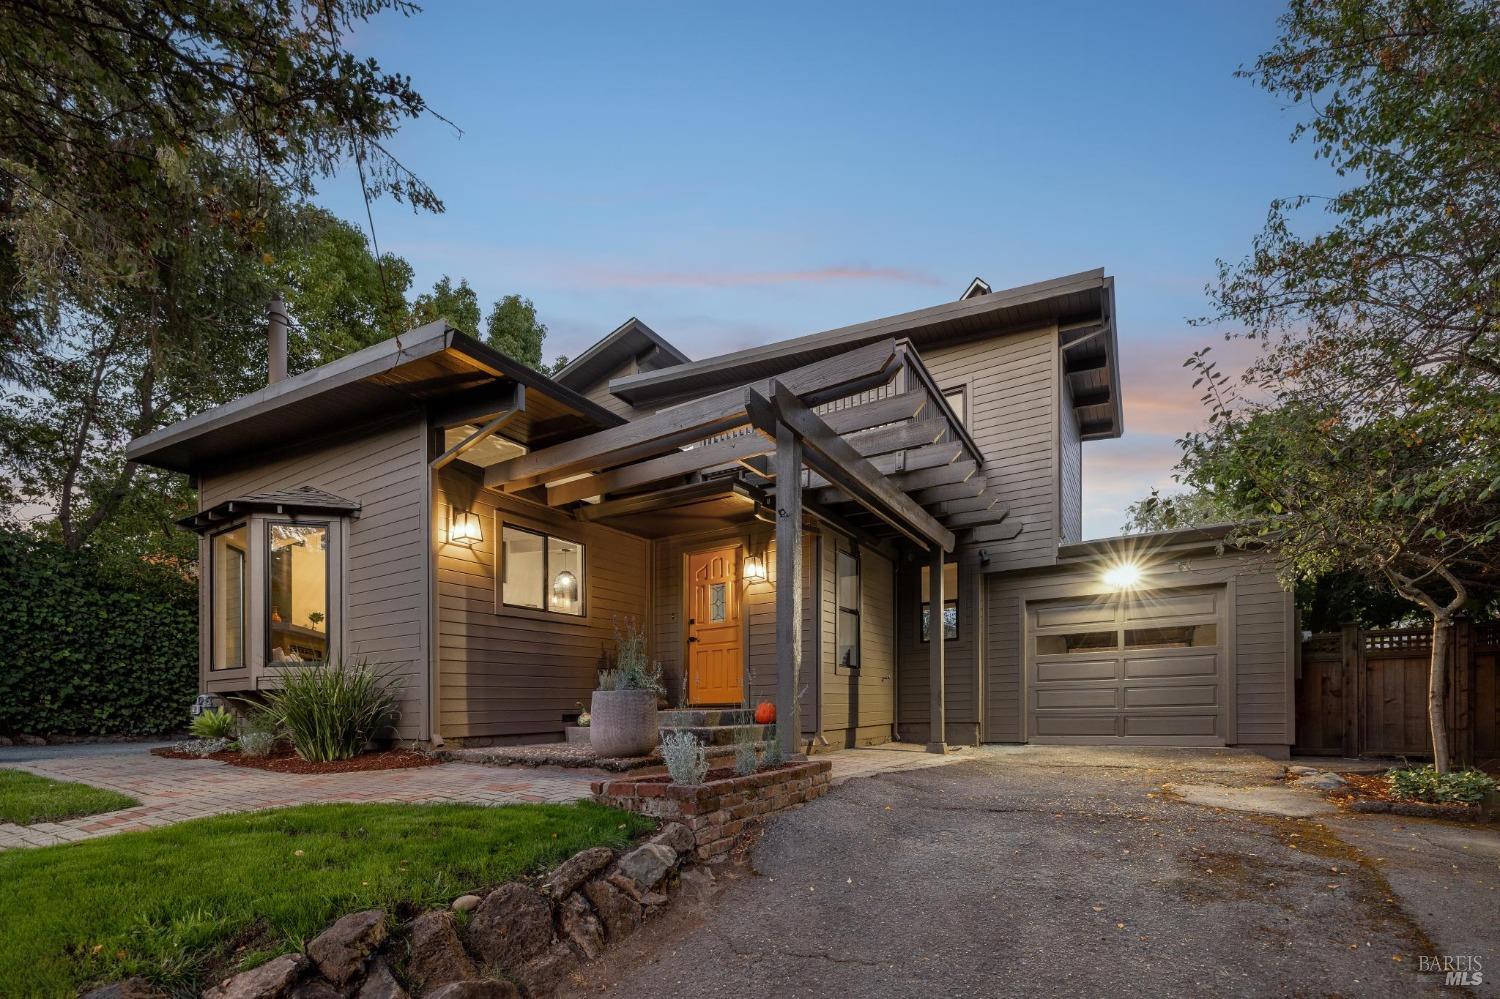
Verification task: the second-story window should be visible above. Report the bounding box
[942,386,967,427]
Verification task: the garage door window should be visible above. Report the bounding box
[1124,624,1217,649]
[1036,630,1117,655]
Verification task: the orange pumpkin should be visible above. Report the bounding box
[754,701,776,724]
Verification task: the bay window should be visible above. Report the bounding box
[267,522,331,663]
[210,524,248,670]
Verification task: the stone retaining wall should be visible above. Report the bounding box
[590,759,833,860]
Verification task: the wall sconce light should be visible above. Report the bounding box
[451,510,483,546]
[743,553,768,582]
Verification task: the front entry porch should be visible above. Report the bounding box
[433,336,1011,753]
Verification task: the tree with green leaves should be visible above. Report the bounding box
[0,0,441,552]
[1177,0,1500,771]
[486,294,548,369]
[270,207,415,371]
[411,276,482,337]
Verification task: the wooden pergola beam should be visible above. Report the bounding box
[913,478,986,504]
[841,418,947,458]
[544,389,928,506]
[746,383,954,552]
[484,338,898,493]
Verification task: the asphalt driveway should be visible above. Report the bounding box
[568,746,1499,998]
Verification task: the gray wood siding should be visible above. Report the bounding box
[1058,376,1083,546]
[436,464,650,742]
[576,366,640,420]
[197,414,429,739]
[896,545,986,744]
[983,550,1293,746]
[920,324,1061,570]
[820,532,896,746]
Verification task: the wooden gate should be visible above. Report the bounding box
[1295,622,1499,762]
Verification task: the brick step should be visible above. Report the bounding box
[656,723,773,746]
[656,708,756,728]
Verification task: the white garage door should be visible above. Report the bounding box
[1026,587,1226,745]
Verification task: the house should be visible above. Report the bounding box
[127,268,1297,758]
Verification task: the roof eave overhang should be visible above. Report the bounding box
[606,268,1114,406]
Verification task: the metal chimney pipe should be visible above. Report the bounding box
[267,295,288,385]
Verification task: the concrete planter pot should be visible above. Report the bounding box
[589,689,658,757]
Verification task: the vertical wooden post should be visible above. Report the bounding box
[1340,624,1360,757]
[927,546,947,753]
[1453,620,1474,767]
[774,422,803,758]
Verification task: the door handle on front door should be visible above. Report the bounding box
[688,636,699,643]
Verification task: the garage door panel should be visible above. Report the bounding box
[1021,587,1228,747]
[1124,683,1218,707]
[1035,658,1118,683]
[1034,714,1117,737]
[1124,653,1217,679]
[1034,601,1116,629]
[1120,591,1218,620]
[1124,714,1218,737]
[1035,686,1119,710]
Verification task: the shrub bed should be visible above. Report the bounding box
[0,529,196,737]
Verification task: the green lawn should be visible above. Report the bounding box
[0,769,138,825]
[0,802,654,997]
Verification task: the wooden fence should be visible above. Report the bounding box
[1296,621,1500,762]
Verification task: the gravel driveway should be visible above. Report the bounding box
[569,746,1499,998]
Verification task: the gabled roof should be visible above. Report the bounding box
[552,317,690,392]
[604,269,1120,436]
[177,485,361,532]
[960,276,992,300]
[127,322,625,474]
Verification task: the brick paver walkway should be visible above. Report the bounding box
[0,742,965,850]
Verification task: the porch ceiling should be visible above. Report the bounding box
[480,338,1012,552]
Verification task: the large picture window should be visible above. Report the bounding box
[210,524,248,670]
[501,524,585,616]
[836,548,860,670]
[920,560,959,642]
[268,522,331,662]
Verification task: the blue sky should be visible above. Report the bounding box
[318,0,1333,539]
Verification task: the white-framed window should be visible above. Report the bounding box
[836,547,860,670]
[920,560,959,642]
[209,523,249,671]
[500,523,586,617]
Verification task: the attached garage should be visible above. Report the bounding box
[982,527,1297,756]
[1028,587,1228,745]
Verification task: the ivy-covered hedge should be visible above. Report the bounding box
[0,529,197,737]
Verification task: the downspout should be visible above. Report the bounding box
[426,394,525,749]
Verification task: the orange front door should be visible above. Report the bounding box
[687,546,744,704]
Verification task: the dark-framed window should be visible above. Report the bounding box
[920,560,959,642]
[836,547,860,669]
[266,520,332,663]
[501,522,586,617]
[209,522,248,671]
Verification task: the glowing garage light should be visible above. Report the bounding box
[1102,562,1143,590]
